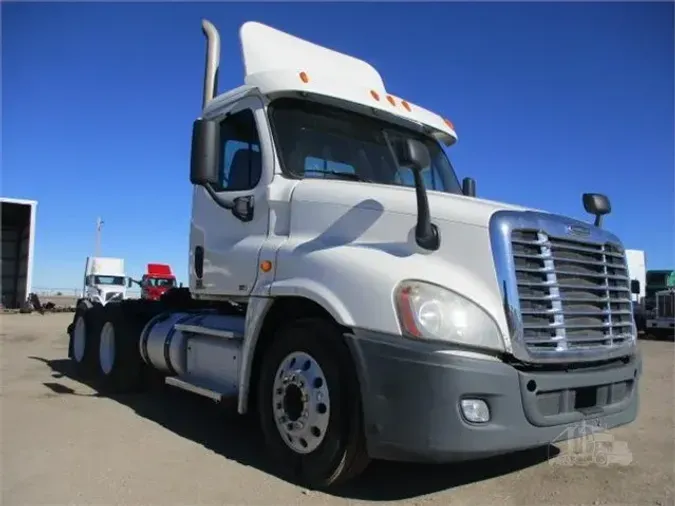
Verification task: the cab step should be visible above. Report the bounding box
[165,375,236,402]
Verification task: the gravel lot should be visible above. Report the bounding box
[1,313,673,506]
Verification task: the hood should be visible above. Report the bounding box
[284,179,539,346]
[289,179,541,229]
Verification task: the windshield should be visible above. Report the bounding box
[94,275,125,286]
[269,98,463,194]
[146,277,175,288]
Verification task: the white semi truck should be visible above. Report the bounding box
[66,20,641,488]
[81,256,130,306]
[625,249,647,331]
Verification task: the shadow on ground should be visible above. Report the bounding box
[30,356,558,501]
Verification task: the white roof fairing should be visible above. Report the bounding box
[221,21,458,146]
[240,22,385,90]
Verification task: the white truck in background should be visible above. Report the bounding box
[66,19,641,489]
[625,249,646,332]
[646,271,675,339]
[82,256,131,306]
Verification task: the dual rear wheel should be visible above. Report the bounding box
[68,307,370,488]
[68,301,147,393]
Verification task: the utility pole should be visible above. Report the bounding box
[95,217,104,257]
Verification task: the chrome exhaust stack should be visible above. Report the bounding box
[201,19,220,110]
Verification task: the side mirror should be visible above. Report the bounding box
[582,193,611,228]
[462,177,476,197]
[396,139,430,172]
[127,277,133,288]
[631,279,640,295]
[179,282,183,288]
[190,119,221,186]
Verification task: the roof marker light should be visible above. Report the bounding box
[299,71,309,83]
[386,95,396,106]
[370,90,380,101]
[444,118,455,130]
[401,100,411,111]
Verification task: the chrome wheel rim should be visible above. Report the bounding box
[272,351,330,454]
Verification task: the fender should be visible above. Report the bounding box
[236,279,354,414]
[268,278,355,326]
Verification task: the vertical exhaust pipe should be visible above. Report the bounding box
[201,19,220,110]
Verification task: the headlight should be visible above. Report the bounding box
[394,280,504,351]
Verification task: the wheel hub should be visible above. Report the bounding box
[273,351,330,454]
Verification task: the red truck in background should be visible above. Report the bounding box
[134,264,177,301]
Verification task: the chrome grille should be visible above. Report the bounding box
[105,292,123,302]
[657,291,675,318]
[511,229,633,351]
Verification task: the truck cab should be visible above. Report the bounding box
[67,19,641,489]
[82,256,130,306]
[137,263,177,301]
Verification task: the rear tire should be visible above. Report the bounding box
[69,302,104,379]
[257,317,370,489]
[95,302,148,394]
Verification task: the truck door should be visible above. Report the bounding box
[190,96,271,296]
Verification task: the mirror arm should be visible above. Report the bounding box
[204,183,234,210]
[203,183,255,222]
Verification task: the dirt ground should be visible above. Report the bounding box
[1,313,673,506]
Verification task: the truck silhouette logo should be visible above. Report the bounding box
[549,420,633,467]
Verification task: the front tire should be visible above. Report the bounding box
[257,317,369,489]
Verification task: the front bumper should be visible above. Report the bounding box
[345,329,641,463]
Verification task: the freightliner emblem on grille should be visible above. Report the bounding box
[566,224,591,237]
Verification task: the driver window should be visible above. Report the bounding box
[218,109,262,191]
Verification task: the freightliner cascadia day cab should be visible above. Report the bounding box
[66,20,642,488]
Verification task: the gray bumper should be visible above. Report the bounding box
[345,329,641,463]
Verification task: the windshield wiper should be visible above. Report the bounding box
[304,170,371,182]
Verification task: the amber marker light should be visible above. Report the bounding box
[260,261,273,272]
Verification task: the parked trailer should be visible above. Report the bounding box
[67,19,642,489]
